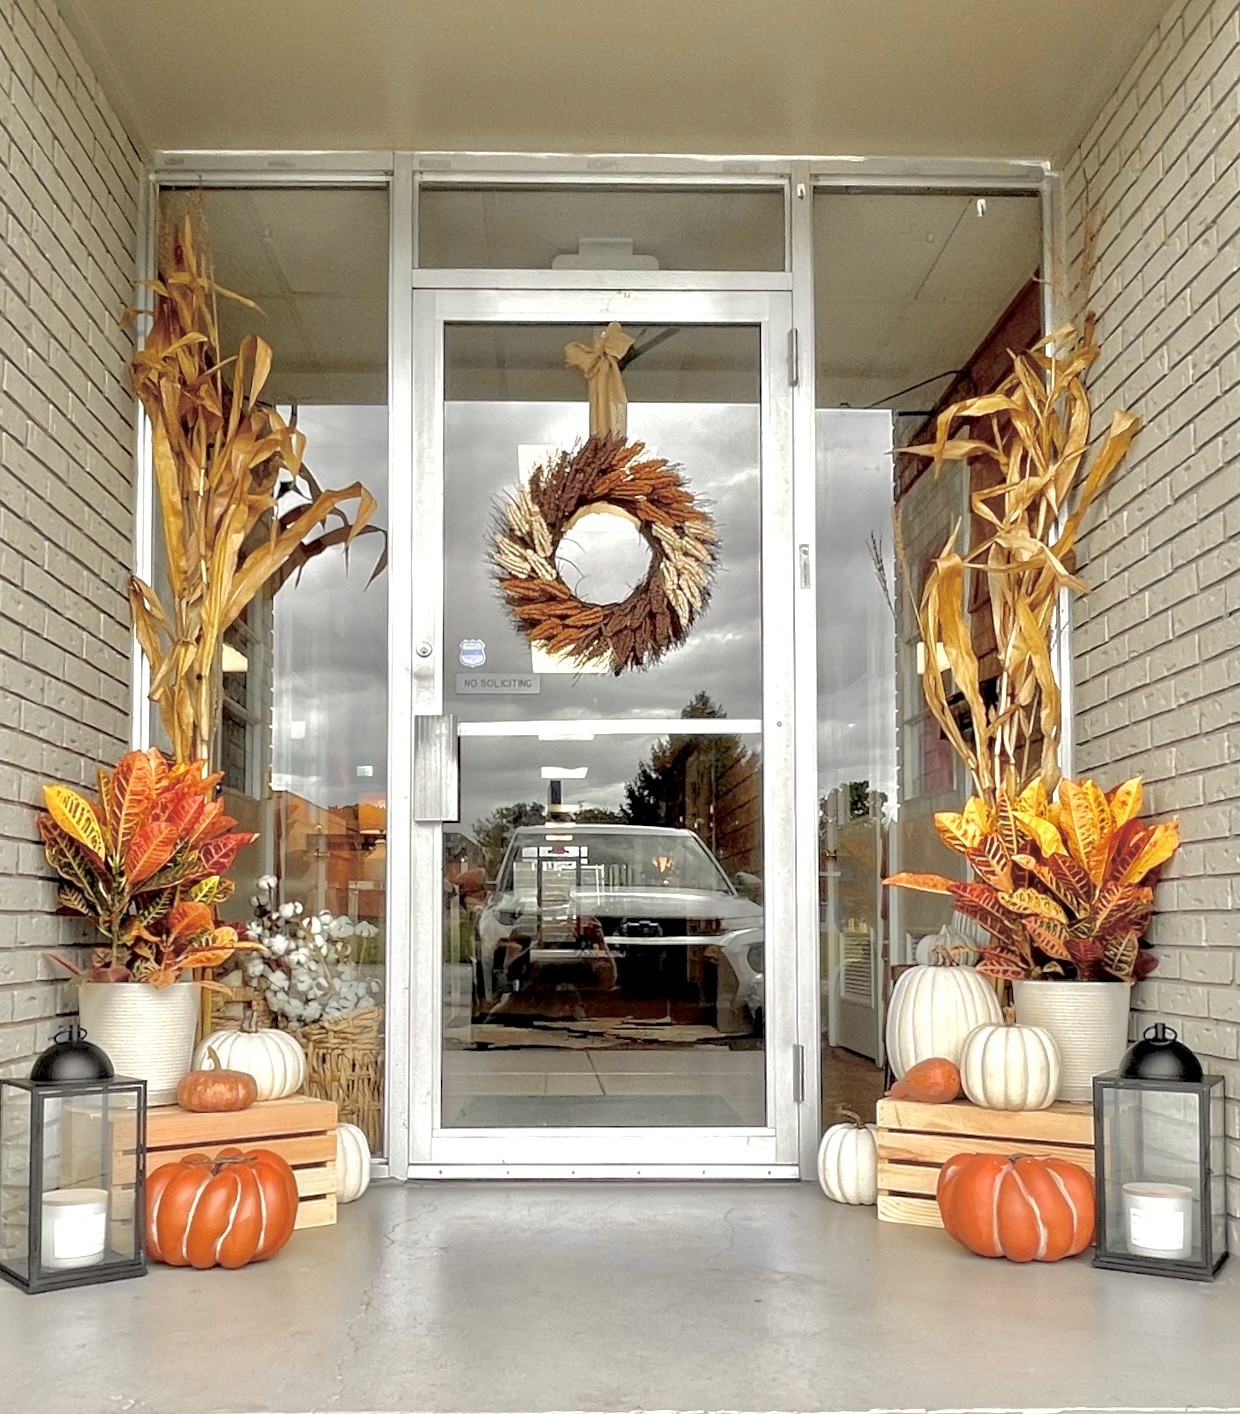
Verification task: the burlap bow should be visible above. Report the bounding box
[564,321,635,438]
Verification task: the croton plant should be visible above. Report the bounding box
[887,775,1179,983]
[40,748,257,987]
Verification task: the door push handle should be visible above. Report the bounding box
[413,713,459,823]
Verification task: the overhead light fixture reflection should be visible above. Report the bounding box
[537,730,596,742]
[541,765,588,780]
[221,644,249,673]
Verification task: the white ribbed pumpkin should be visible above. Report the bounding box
[816,1112,878,1205]
[885,964,1003,1079]
[960,1022,1061,1111]
[335,1123,372,1204]
[192,1025,306,1101]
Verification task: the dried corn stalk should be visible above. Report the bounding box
[129,216,379,763]
[900,321,1138,805]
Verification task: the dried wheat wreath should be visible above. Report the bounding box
[493,435,717,674]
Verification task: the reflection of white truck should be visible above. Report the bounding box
[474,824,763,1019]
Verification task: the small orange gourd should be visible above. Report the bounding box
[177,1047,259,1113]
[887,1056,961,1103]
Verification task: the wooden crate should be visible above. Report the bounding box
[74,1095,339,1231]
[876,1097,1095,1229]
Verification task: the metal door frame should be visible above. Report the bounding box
[136,151,1059,1182]
[406,285,799,1175]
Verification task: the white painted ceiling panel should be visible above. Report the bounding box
[64,0,1171,162]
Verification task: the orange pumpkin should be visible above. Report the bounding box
[937,1152,1095,1262]
[177,1047,259,1113]
[146,1147,299,1269]
[888,1056,961,1103]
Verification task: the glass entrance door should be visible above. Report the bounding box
[407,289,798,1174]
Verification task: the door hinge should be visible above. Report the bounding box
[787,327,799,387]
[792,1043,805,1103]
[798,543,811,589]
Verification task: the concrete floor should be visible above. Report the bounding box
[3,1181,1239,1414]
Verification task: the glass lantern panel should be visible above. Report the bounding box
[1101,1084,1203,1265]
[1210,1086,1227,1264]
[37,1086,143,1277]
[0,1085,33,1282]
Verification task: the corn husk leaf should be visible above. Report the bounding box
[896,324,1139,803]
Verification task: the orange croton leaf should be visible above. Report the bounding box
[994,790,1020,857]
[1107,776,1144,828]
[977,950,1030,981]
[109,750,160,855]
[884,871,953,894]
[1045,852,1094,910]
[42,785,107,862]
[932,810,979,855]
[1058,778,1113,871]
[997,888,1067,923]
[1024,916,1074,961]
[165,900,215,943]
[86,964,133,983]
[196,832,258,875]
[965,835,1015,893]
[947,880,1025,948]
[147,786,209,841]
[125,820,180,884]
[143,968,181,990]
[1116,818,1180,886]
[1014,807,1064,857]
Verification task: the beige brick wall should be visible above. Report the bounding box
[0,0,140,1072]
[1064,0,1240,1239]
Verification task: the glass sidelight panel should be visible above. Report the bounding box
[813,187,1042,1116]
[443,729,766,1128]
[159,186,390,1153]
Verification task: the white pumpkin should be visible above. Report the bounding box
[816,1111,878,1205]
[960,1022,1061,1111]
[193,1025,306,1101]
[335,1123,372,1204]
[914,924,980,969]
[885,963,1003,1078]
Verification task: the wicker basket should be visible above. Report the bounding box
[295,1006,384,1152]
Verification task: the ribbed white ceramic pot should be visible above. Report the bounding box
[1012,979,1132,1103]
[78,980,201,1104]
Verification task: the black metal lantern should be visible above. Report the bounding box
[0,1033,147,1294]
[1093,1033,1227,1281]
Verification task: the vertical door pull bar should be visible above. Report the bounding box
[413,714,459,823]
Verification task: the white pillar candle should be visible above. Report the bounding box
[41,1188,109,1270]
[1123,1181,1194,1260]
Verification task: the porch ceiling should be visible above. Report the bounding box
[62,0,1170,162]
